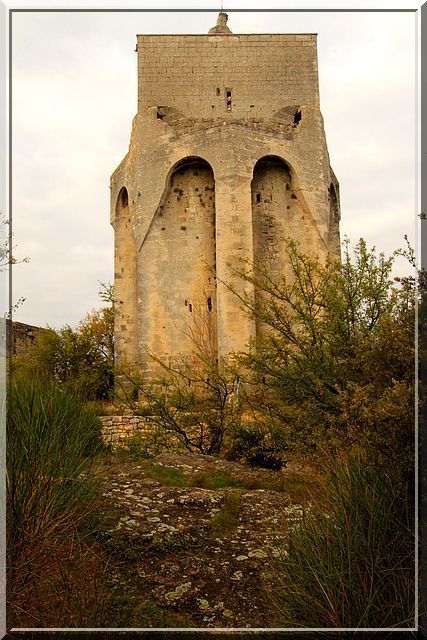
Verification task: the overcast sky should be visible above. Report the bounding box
[10,6,417,328]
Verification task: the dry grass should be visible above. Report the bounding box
[9,525,111,628]
[267,452,415,628]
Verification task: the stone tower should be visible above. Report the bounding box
[111,13,340,379]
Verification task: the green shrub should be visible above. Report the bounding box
[116,305,242,456]
[117,361,241,455]
[234,238,415,477]
[124,425,184,459]
[125,432,150,459]
[269,451,415,628]
[226,421,288,470]
[14,283,114,401]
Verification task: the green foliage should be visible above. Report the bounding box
[226,421,288,470]
[124,425,184,459]
[16,282,114,400]
[234,237,415,476]
[124,432,154,460]
[269,452,415,628]
[8,376,107,625]
[8,377,102,556]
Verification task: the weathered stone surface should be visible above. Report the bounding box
[97,450,314,627]
[111,13,340,378]
[6,320,45,357]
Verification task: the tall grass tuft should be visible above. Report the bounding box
[7,377,107,626]
[269,451,415,628]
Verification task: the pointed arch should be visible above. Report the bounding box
[251,155,298,278]
[251,155,321,338]
[140,157,218,373]
[114,186,139,370]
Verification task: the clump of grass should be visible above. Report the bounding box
[210,491,242,534]
[190,470,242,490]
[105,595,192,628]
[190,468,315,503]
[145,463,186,487]
[11,534,111,627]
[8,378,102,556]
[268,451,415,628]
[7,377,107,626]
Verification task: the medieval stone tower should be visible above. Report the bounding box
[111,13,340,379]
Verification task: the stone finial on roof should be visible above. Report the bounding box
[208,12,232,34]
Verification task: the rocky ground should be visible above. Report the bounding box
[96,452,318,629]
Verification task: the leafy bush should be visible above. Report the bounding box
[226,421,288,470]
[234,238,415,476]
[269,451,415,628]
[15,283,114,400]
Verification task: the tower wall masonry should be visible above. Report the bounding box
[111,15,340,378]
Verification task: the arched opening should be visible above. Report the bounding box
[251,155,313,338]
[251,155,297,280]
[170,155,214,176]
[140,157,217,370]
[114,186,138,372]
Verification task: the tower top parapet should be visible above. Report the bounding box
[208,12,232,34]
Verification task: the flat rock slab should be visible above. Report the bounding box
[98,452,313,628]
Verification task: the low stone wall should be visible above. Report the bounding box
[100,415,154,445]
